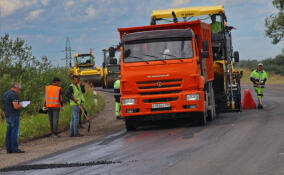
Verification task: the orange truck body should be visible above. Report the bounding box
[118,20,214,119]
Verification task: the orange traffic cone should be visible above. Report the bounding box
[242,89,256,110]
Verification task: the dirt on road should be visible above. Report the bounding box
[0,91,124,169]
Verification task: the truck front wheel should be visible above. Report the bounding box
[125,118,137,131]
[198,90,208,126]
[198,111,207,126]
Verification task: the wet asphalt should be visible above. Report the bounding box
[1,85,284,175]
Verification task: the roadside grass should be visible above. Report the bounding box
[240,68,284,84]
[0,86,104,146]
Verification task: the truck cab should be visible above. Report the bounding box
[118,21,216,130]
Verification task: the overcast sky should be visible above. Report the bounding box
[0,0,283,67]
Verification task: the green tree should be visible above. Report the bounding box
[0,34,52,75]
[0,34,71,114]
[265,0,284,44]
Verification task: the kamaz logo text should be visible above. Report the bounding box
[147,74,169,78]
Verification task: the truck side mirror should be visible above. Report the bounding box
[201,51,209,59]
[109,47,115,57]
[202,40,209,52]
[234,51,239,62]
[124,49,131,58]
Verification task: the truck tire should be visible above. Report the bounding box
[198,111,207,126]
[125,118,137,131]
[208,83,216,121]
[198,90,208,125]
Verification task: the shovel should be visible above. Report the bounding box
[78,104,91,132]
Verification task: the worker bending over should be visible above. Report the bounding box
[250,63,267,109]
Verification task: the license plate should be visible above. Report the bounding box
[152,103,170,109]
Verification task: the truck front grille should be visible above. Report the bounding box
[151,107,172,112]
[137,79,182,96]
[139,90,181,96]
[143,97,178,103]
[139,84,180,89]
[136,79,182,84]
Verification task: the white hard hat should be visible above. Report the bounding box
[258,63,263,67]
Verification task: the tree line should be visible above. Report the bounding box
[237,50,284,75]
[0,34,71,115]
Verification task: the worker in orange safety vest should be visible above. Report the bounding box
[44,77,63,137]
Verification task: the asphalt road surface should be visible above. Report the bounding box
[1,85,284,175]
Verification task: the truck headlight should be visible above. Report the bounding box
[122,98,135,106]
[186,94,200,101]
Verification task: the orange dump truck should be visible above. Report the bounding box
[117,20,217,130]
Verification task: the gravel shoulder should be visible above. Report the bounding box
[0,91,124,169]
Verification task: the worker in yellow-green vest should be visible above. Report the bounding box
[114,79,121,119]
[250,63,268,109]
[65,75,85,137]
[210,14,222,33]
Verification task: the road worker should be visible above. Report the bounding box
[44,77,63,137]
[3,82,24,153]
[250,63,268,109]
[65,75,85,137]
[114,79,121,119]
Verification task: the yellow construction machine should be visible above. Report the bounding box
[102,46,121,88]
[151,5,242,112]
[70,50,103,86]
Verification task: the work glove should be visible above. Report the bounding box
[42,107,48,112]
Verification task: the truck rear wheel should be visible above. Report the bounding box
[208,83,216,121]
[125,118,137,131]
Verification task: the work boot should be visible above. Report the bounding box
[257,104,263,109]
[54,134,61,138]
[116,115,122,120]
[73,133,84,137]
[13,149,25,153]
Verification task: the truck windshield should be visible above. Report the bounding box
[123,38,193,63]
[77,55,94,65]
